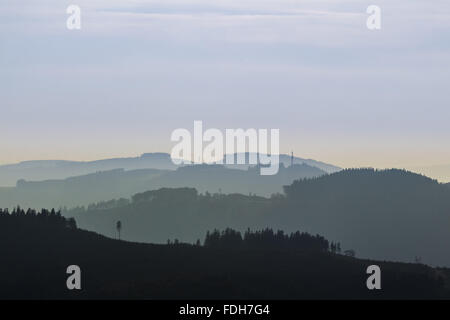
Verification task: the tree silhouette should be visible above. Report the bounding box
[204,228,329,252]
[116,220,122,240]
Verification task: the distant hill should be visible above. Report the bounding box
[64,168,450,267]
[1,210,447,299]
[224,152,341,174]
[280,168,450,266]
[146,163,325,196]
[0,152,339,187]
[0,163,326,209]
[0,168,167,209]
[0,153,177,187]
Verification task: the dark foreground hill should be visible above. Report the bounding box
[1,211,449,300]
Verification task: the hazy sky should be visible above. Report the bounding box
[1,0,450,169]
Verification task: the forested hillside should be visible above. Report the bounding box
[1,209,447,300]
[64,169,450,266]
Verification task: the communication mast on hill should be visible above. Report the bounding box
[291,151,294,167]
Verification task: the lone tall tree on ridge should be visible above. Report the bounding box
[116,220,122,240]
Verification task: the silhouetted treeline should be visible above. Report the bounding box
[204,228,330,252]
[0,207,77,230]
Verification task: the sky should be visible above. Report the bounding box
[1,0,450,172]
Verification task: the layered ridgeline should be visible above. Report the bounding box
[0,163,325,209]
[0,152,339,187]
[1,209,447,299]
[0,153,177,187]
[64,169,450,267]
